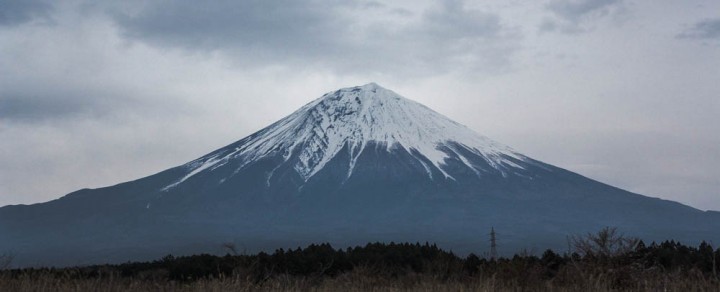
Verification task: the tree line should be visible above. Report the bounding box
[1,228,719,290]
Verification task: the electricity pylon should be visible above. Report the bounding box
[490,227,498,260]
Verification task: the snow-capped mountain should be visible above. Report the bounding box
[165,82,523,190]
[1,83,718,267]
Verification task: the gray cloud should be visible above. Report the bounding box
[0,90,144,123]
[542,0,622,33]
[0,0,53,26]
[678,18,720,41]
[405,0,517,73]
[110,0,519,76]
[422,0,502,39]
[113,0,350,59]
[547,0,620,22]
[0,94,92,122]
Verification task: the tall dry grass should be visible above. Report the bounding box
[1,268,718,292]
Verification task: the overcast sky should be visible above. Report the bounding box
[1,0,718,210]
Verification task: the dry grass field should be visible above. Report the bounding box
[1,269,719,292]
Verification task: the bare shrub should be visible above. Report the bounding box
[571,227,639,259]
[0,253,13,270]
[222,242,238,256]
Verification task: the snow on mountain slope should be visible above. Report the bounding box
[163,83,526,191]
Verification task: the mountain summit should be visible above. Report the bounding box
[164,83,523,192]
[1,83,718,267]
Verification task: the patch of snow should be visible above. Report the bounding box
[266,164,283,187]
[162,154,225,191]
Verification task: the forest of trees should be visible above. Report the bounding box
[1,228,719,291]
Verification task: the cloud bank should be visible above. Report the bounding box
[678,18,720,41]
[111,0,519,75]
